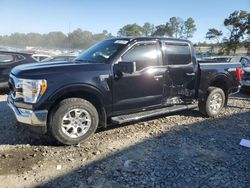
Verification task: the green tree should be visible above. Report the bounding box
[68,29,95,49]
[152,23,173,37]
[42,32,67,48]
[25,33,43,46]
[205,28,223,43]
[118,23,142,36]
[141,22,155,36]
[224,10,250,54]
[183,18,197,39]
[205,28,223,54]
[169,17,184,38]
[7,32,27,47]
[0,29,113,49]
[93,30,112,41]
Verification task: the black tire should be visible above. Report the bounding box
[199,87,225,117]
[49,98,99,145]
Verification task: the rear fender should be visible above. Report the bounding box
[198,73,229,102]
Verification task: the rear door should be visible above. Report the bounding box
[162,41,197,105]
[112,41,166,114]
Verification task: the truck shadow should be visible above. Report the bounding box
[38,110,250,188]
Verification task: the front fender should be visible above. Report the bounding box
[48,83,106,105]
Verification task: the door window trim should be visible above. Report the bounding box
[113,40,162,72]
[162,41,193,67]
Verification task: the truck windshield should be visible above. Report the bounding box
[75,39,128,63]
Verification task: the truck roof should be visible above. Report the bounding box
[109,37,192,44]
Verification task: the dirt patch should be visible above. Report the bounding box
[0,93,249,187]
[0,147,44,175]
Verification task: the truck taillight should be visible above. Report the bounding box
[236,67,242,81]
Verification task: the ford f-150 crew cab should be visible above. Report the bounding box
[7,37,242,145]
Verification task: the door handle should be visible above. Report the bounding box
[186,73,195,76]
[153,75,163,80]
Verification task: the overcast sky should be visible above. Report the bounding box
[0,0,249,42]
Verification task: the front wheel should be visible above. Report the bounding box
[49,98,99,145]
[199,87,225,117]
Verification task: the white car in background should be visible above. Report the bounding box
[32,54,51,62]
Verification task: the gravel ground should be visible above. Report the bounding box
[0,93,249,188]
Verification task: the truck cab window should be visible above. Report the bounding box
[122,43,158,71]
[165,43,191,65]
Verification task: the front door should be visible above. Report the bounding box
[112,41,165,114]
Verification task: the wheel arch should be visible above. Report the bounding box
[48,84,107,128]
[209,75,229,105]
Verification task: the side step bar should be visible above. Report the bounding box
[111,104,198,124]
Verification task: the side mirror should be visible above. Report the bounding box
[114,61,136,74]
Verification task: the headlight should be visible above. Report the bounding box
[15,79,47,103]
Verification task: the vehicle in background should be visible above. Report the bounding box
[203,56,232,63]
[0,51,37,90]
[232,56,250,89]
[230,56,250,67]
[32,54,51,62]
[8,37,242,145]
[41,55,77,62]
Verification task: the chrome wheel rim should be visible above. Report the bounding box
[209,93,223,113]
[61,108,91,138]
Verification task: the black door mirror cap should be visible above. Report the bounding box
[114,61,136,74]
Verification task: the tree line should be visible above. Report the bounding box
[0,10,249,54]
[118,17,197,39]
[205,10,249,55]
[0,29,112,49]
[0,16,197,50]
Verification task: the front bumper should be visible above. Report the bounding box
[7,95,48,133]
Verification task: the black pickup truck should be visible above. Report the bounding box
[7,37,242,145]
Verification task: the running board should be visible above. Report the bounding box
[111,104,198,124]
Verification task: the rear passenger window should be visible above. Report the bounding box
[0,54,14,64]
[165,43,191,65]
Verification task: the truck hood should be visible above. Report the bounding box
[11,61,101,78]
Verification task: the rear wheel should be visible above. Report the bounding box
[49,98,99,145]
[199,87,225,117]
